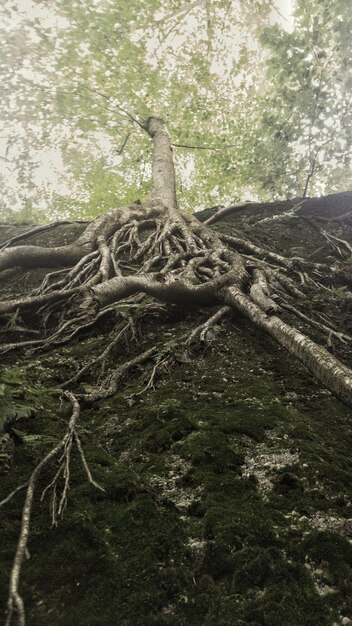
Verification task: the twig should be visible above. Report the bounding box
[117,132,131,155]
[186,305,231,344]
[171,142,218,151]
[72,80,144,129]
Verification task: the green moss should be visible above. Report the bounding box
[300,532,352,601]
[2,213,352,624]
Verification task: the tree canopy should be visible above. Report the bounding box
[1,0,351,222]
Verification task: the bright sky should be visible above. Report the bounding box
[274,0,295,31]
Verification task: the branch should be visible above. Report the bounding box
[156,0,203,24]
[117,132,131,155]
[71,80,144,129]
[171,142,218,151]
[302,157,317,198]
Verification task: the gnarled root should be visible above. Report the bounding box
[1,197,352,407]
[1,117,352,407]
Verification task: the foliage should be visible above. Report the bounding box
[0,382,34,433]
[256,0,352,197]
[1,0,351,221]
[0,365,57,436]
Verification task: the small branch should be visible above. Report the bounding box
[302,157,317,198]
[72,80,144,129]
[266,0,288,22]
[117,132,131,155]
[156,0,203,24]
[171,142,218,151]
[186,305,231,344]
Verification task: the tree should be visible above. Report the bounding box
[1,1,352,623]
[1,0,351,220]
[2,0,275,219]
[1,115,352,624]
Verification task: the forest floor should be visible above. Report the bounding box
[1,193,352,626]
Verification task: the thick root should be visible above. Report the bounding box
[225,286,352,407]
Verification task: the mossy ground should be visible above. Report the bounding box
[1,196,352,625]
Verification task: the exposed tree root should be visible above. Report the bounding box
[321,229,352,259]
[1,392,103,626]
[0,220,89,251]
[225,286,352,407]
[204,201,258,225]
[219,231,352,285]
[0,484,28,509]
[62,317,134,387]
[1,117,352,621]
[0,118,351,409]
[82,346,158,402]
[281,303,352,346]
[186,305,231,345]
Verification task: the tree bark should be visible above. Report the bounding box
[145,117,178,210]
[226,286,352,407]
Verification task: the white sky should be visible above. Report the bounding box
[274,0,295,31]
